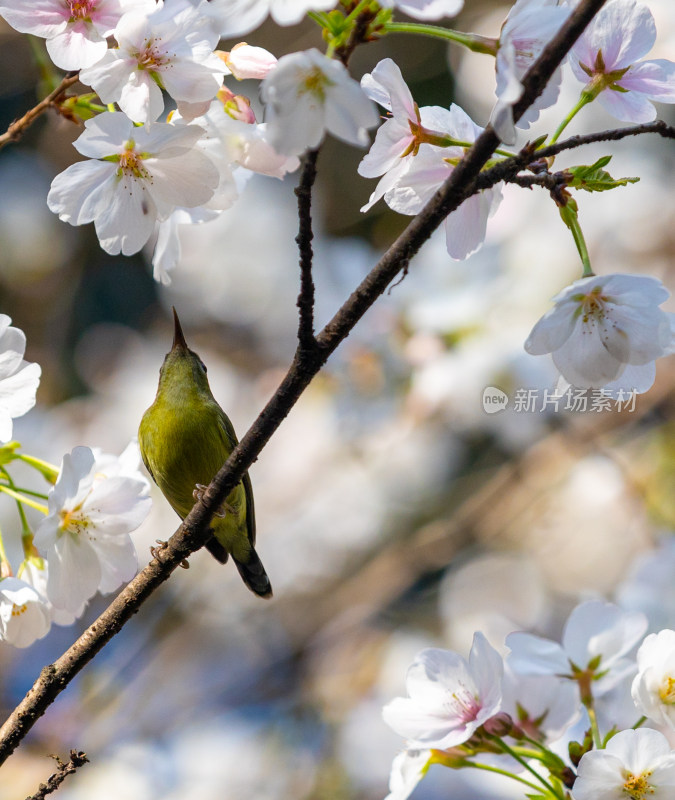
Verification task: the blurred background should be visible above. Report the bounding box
[0,1,674,798]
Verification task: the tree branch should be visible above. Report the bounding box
[0,73,80,151]
[294,149,319,353]
[532,119,675,162]
[25,750,89,800]
[0,0,608,766]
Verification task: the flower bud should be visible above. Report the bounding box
[218,43,277,80]
[482,712,514,738]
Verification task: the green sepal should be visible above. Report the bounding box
[566,156,639,193]
[568,728,594,767]
[60,92,102,122]
[0,442,20,467]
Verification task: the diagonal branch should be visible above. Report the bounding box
[0,73,80,151]
[0,0,609,767]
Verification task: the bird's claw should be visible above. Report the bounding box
[192,483,234,518]
[150,539,169,561]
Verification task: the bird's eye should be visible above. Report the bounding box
[199,359,207,373]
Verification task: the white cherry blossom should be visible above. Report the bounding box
[0,0,154,71]
[525,273,675,393]
[632,629,675,729]
[0,577,51,648]
[374,102,503,260]
[378,0,463,22]
[18,558,78,626]
[79,0,226,125]
[0,315,41,443]
[382,633,503,749]
[209,0,337,37]
[33,446,152,615]
[501,668,581,743]
[358,58,462,213]
[490,0,571,144]
[507,600,647,696]
[47,111,219,257]
[384,749,432,800]
[572,728,675,800]
[569,0,675,123]
[260,48,379,156]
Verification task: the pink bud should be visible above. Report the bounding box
[217,86,256,124]
[218,43,278,81]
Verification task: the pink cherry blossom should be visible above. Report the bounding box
[383,633,503,749]
[0,0,153,70]
[568,0,675,123]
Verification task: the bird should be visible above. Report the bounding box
[138,308,272,598]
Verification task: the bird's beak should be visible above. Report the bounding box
[172,307,189,351]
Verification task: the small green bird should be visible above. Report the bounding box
[138,308,272,598]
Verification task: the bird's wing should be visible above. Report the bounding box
[242,470,256,547]
[215,406,256,548]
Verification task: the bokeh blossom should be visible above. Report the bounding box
[525,273,675,393]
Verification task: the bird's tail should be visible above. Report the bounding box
[234,547,273,599]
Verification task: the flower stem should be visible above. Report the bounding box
[0,485,49,515]
[559,203,593,277]
[633,716,647,730]
[383,22,499,55]
[0,469,34,544]
[585,703,603,750]
[548,92,593,146]
[490,737,565,799]
[466,760,544,793]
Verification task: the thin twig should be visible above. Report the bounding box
[24,750,89,800]
[0,0,609,767]
[0,73,80,151]
[294,149,319,353]
[532,119,675,161]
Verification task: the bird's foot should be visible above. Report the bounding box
[193,483,235,518]
[150,539,169,561]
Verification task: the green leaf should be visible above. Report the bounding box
[567,156,639,193]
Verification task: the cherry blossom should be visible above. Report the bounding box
[33,446,152,614]
[490,0,571,144]
[368,101,503,260]
[501,668,581,743]
[507,600,647,696]
[47,111,219,257]
[525,273,675,393]
[209,0,337,38]
[0,577,51,648]
[0,0,154,71]
[572,728,675,800]
[0,315,41,443]
[382,633,503,749]
[384,749,432,800]
[378,0,463,22]
[632,629,675,729]
[568,0,675,123]
[79,0,225,125]
[358,58,465,214]
[221,43,278,80]
[260,49,379,156]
